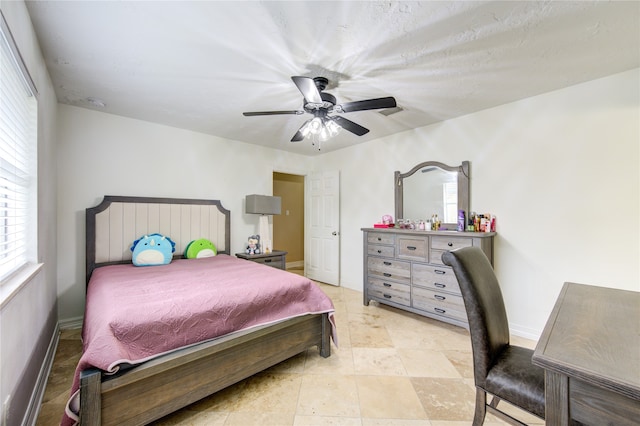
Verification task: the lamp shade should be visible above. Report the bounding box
[245,194,281,215]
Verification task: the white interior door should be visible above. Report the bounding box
[306,170,340,285]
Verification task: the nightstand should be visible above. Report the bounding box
[235,250,287,270]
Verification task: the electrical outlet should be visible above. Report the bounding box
[2,395,10,426]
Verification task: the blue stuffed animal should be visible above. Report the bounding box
[131,233,176,266]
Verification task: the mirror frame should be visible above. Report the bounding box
[394,161,470,229]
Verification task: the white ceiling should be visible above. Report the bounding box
[25,1,639,155]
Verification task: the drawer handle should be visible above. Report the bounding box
[383,273,392,277]
[383,283,392,287]
[264,259,272,263]
[435,270,446,275]
[434,295,446,301]
[435,283,446,288]
[406,246,417,251]
[383,261,392,266]
[448,242,453,247]
[377,249,382,254]
[434,308,446,314]
[377,237,382,241]
[383,294,392,299]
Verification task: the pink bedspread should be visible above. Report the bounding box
[63,254,335,425]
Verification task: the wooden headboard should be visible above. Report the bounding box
[86,196,231,284]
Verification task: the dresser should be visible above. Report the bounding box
[362,228,494,328]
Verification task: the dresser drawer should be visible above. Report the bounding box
[412,286,467,322]
[412,263,461,295]
[367,244,395,257]
[367,257,411,284]
[431,236,473,251]
[368,278,410,307]
[397,236,428,261]
[430,236,473,266]
[251,256,285,269]
[368,232,395,245]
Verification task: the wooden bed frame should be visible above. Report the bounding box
[80,196,332,425]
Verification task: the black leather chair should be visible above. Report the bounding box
[442,247,545,426]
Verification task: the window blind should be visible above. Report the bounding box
[0,12,38,281]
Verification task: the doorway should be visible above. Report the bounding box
[273,172,305,272]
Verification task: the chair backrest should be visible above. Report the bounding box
[442,247,510,387]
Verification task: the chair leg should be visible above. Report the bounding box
[489,395,501,409]
[473,388,487,426]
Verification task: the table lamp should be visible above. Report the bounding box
[245,194,282,253]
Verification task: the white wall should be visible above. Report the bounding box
[56,106,313,319]
[57,70,638,339]
[318,69,639,339]
[58,69,639,338]
[0,1,59,424]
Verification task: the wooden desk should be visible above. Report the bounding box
[532,282,640,425]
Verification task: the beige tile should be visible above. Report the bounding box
[410,377,476,421]
[387,323,471,351]
[317,283,345,301]
[226,372,302,413]
[430,422,504,426]
[397,348,461,378]
[297,374,360,417]
[352,347,407,376]
[40,288,537,426]
[59,328,82,340]
[363,419,432,426]
[304,345,355,375]
[150,409,228,425]
[294,415,363,425]
[356,376,427,420]
[35,397,68,426]
[190,372,302,413]
[347,314,395,348]
[440,350,474,379]
[332,310,353,349]
[510,334,537,350]
[489,400,545,425]
[223,411,294,425]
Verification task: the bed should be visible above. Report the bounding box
[64,195,335,426]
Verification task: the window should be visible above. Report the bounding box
[443,180,458,224]
[0,12,38,282]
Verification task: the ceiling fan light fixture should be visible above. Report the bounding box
[308,117,323,134]
[243,75,396,149]
[325,119,341,137]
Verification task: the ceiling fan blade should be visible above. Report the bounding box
[338,96,397,113]
[291,119,311,142]
[291,76,323,103]
[330,116,369,136]
[243,110,303,116]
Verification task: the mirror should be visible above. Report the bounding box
[395,161,470,230]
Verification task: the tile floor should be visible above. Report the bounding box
[36,281,542,426]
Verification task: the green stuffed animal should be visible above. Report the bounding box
[184,238,217,259]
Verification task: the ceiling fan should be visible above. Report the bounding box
[243,76,397,144]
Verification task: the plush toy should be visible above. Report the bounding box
[184,238,217,259]
[245,234,261,255]
[130,233,175,266]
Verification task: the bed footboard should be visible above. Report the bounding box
[79,313,331,426]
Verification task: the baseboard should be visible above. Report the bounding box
[22,323,59,426]
[510,323,541,341]
[286,260,303,269]
[58,316,83,330]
